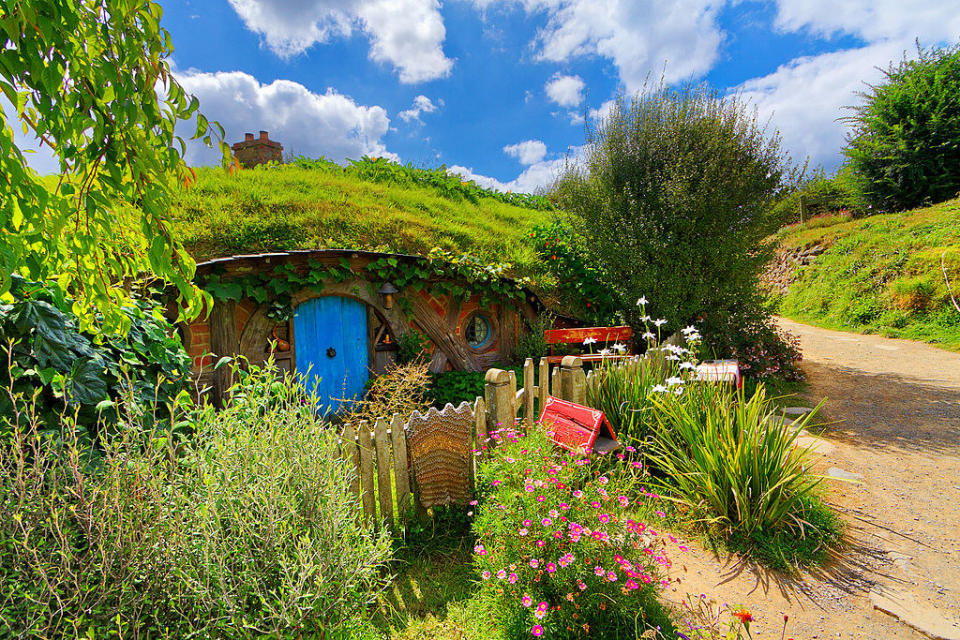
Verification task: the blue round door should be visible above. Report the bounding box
[293,296,369,414]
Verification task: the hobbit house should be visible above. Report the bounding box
[179,249,543,411]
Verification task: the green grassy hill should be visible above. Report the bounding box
[772,198,960,350]
[169,163,553,278]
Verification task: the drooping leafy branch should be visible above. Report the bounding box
[0,0,227,333]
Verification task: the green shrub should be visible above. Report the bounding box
[472,427,675,639]
[646,383,837,566]
[514,312,555,365]
[0,276,189,443]
[426,367,521,408]
[0,359,392,638]
[770,167,860,225]
[528,221,620,325]
[552,81,800,369]
[396,328,431,364]
[844,43,960,212]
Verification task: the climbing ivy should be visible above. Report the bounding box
[200,250,533,319]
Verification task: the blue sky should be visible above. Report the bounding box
[17,1,960,192]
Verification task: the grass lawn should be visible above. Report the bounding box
[773,197,960,350]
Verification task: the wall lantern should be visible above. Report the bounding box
[378,282,399,310]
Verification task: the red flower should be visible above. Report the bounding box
[733,609,753,624]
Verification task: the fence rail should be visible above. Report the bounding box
[338,355,594,530]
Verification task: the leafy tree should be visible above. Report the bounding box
[552,82,801,375]
[0,0,226,333]
[843,43,960,212]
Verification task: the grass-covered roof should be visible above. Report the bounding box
[169,158,556,278]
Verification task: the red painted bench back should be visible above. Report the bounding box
[543,326,633,345]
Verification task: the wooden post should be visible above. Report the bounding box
[522,358,535,425]
[508,370,518,418]
[474,396,488,444]
[208,298,238,407]
[538,358,550,411]
[341,423,360,497]
[799,194,807,224]
[559,356,585,404]
[357,420,376,527]
[389,413,411,522]
[484,368,513,434]
[373,417,394,528]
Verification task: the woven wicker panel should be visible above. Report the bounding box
[405,401,475,509]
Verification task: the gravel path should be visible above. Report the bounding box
[664,318,960,639]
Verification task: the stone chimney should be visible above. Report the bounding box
[231,130,283,168]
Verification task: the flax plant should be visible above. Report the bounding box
[646,383,823,538]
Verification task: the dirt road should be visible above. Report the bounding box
[664,318,960,639]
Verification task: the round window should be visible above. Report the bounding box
[464,314,493,350]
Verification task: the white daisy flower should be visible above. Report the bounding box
[666,376,683,386]
[654,319,667,327]
[611,342,626,353]
[637,296,648,306]
[598,348,611,356]
[583,337,597,345]
[642,332,655,340]
[681,325,698,335]
[679,362,695,370]
[651,384,668,393]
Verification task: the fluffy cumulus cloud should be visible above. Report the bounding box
[544,73,584,107]
[738,0,960,170]
[227,0,453,83]
[736,42,908,170]
[175,69,395,165]
[503,139,548,165]
[472,0,724,90]
[398,95,441,123]
[772,0,960,43]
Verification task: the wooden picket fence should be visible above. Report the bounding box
[337,355,593,531]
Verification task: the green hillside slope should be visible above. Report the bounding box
[772,198,960,350]
[169,163,553,276]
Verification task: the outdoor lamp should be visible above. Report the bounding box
[379,282,399,310]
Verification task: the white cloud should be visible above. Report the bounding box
[175,69,396,165]
[398,94,441,123]
[471,0,724,90]
[735,41,910,170]
[773,0,960,43]
[731,1,960,171]
[227,0,453,83]
[450,146,582,194]
[545,73,585,107]
[503,139,548,165]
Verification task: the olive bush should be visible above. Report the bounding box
[552,82,801,374]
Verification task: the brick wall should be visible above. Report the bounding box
[185,319,213,370]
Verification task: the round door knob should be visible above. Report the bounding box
[326,346,337,358]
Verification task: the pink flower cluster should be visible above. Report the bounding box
[473,428,690,637]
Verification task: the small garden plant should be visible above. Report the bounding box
[471,426,684,638]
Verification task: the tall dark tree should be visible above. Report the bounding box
[844,43,960,212]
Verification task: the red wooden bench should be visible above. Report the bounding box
[543,326,633,364]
